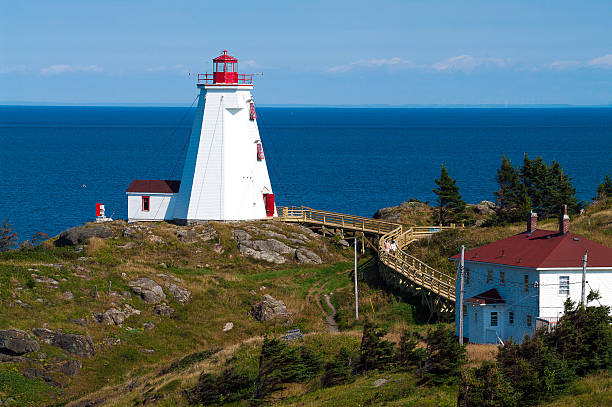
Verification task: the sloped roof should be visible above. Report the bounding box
[213,52,238,62]
[466,288,505,305]
[450,229,612,268]
[126,180,180,194]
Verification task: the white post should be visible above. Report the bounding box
[354,237,359,320]
[459,245,465,345]
[581,250,588,308]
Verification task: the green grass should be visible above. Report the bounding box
[0,365,59,406]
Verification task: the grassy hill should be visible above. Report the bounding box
[0,199,611,406]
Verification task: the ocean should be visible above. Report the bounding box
[0,106,611,242]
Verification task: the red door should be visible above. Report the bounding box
[263,194,275,217]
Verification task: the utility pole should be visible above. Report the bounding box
[354,237,359,320]
[581,250,588,308]
[459,245,465,345]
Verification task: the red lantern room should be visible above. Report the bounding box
[213,50,238,84]
[197,50,253,86]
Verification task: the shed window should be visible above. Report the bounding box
[527,314,532,327]
[487,270,493,283]
[500,271,505,284]
[142,196,150,212]
[509,311,514,325]
[490,312,498,327]
[559,276,570,295]
[474,311,478,323]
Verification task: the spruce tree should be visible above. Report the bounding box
[321,347,355,387]
[495,155,530,223]
[432,165,466,225]
[355,320,394,373]
[596,173,612,200]
[422,325,466,385]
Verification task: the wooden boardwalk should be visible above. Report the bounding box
[277,206,458,309]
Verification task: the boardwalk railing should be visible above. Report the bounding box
[277,206,458,304]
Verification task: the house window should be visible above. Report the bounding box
[466,268,470,284]
[490,312,498,327]
[474,311,478,323]
[527,314,532,327]
[524,274,529,292]
[559,276,570,295]
[487,270,493,283]
[509,311,514,325]
[142,196,150,212]
[500,271,505,285]
[463,305,467,316]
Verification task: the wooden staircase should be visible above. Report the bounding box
[277,206,458,310]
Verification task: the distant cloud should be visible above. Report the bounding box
[242,59,258,68]
[0,65,27,74]
[431,55,509,72]
[329,57,415,73]
[40,64,103,75]
[548,54,612,70]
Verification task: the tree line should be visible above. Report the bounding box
[432,154,611,225]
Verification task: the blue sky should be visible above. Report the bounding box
[1,0,610,106]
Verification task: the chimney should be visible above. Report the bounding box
[559,204,570,234]
[527,211,537,233]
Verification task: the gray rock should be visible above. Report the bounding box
[164,282,191,304]
[94,304,141,325]
[232,229,252,243]
[250,239,294,254]
[337,239,350,248]
[213,243,224,254]
[128,277,166,304]
[32,328,95,358]
[176,229,197,243]
[69,318,87,326]
[238,245,286,264]
[143,322,155,331]
[147,234,164,244]
[222,322,234,332]
[251,294,289,322]
[0,329,40,355]
[55,225,114,247]
[297,225,319,237]
[153,303,174,316]
[59,359,82,376]
[475,200,497,216]
[199,224,217,241]
[373,378,389,387]
[295,248,322,264]
[31,274,59,285]
[121,225,150,238]
[61,291,74,300]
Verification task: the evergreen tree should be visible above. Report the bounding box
[495,155,530,223]
[596,173,612,200]
[355,320,395,373]
[422,325,466,385]
[458,362,519,407]
[0,219,18,252]
[432,165,467,225]
[395,330,426,371]
[321,347,355,387]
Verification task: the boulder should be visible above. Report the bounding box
[153,303,174,316]
[164,282,191,305]
[223,322,234,332]
[0,329,40,355]
[61,291,74,300]
[475,200,498,216]
[176,229,197,243]
[128,278,166,304]
[55,225,114,247]
[199,224,217,241]
[336,239,350,248]
[32,328,95,358]
[251,295,289,322]
[295,248,322,264]
[238,245,286,264]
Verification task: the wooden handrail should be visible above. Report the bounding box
[277,205,457,305]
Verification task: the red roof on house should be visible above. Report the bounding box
[466,288,505,305]
[450,229,612,269]
[126,180,180,194]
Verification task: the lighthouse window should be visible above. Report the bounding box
[142,196,150,212]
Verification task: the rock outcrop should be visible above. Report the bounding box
[164,282,191,304]
[0,329,40,355]
[55,225,114,247]
[32,328,95,358]
[93,304,141,325]
[475,200,497,215]
[128,278,166,304]
[295,248,322,264]
[251,294,289,321]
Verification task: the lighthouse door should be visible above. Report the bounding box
[263,194,275,217]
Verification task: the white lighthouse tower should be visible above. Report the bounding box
[126,51,276,222]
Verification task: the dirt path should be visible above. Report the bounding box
[308,270,347,333]
[323,293,339,333]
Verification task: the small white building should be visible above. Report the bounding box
[453,207,612,344]
[126,51,275,222]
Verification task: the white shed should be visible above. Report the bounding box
[126,180,180,222]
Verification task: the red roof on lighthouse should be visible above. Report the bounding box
[213,50,238,62]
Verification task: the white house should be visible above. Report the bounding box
[452,207,612,344]
[126,51,276,223]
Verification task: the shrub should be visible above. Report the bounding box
[458,362,519,407]
[422,325,466,385]
[355,320,394,373]
[395,330,426,371]
[321,347,356,388]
